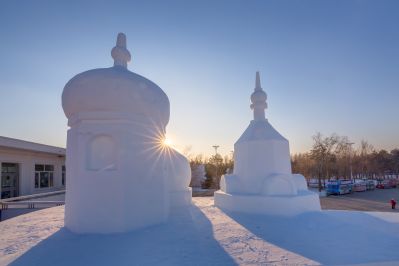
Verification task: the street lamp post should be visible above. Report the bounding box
[347,142,355,180]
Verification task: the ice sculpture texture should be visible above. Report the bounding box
[214,72,321,216]
[62,33,191,234]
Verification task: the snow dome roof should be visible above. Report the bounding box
[62,33,170,127]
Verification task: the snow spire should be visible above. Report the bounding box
[250,71,267,121]
[111,33,131,68]
[255,71,261,90]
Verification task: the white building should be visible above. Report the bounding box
[0,136,66,199]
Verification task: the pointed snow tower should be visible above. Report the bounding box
[62,33,191,234]
[214,72,320,216]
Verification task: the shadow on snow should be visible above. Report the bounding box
[223,209,399,265]
[11,205,236,266]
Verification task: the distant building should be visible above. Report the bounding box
[0,136,65,199]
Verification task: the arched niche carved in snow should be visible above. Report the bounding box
[86,135,117,171]
[261,174,298,196]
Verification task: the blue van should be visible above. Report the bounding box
[326,180,353,195]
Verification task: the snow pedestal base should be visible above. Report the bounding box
[214,190,321,216]
[170,188,192,207]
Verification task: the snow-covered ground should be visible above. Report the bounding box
[1,197,399,265]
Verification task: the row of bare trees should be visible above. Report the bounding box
[292,133,399,191]
[187,133,399,190]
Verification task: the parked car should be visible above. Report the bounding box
[326,180,353,195]
[366,180,375,190]
[353,181,367,192]
[376,180,392,189]
[388,179,398,188]
[308,178,326,189]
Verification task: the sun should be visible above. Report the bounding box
[163,137,173,146]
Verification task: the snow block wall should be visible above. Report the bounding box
[62,33,191,234]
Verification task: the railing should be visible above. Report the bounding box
[0,190,66,202]
[0,191,65,221]
[0,201,64,210]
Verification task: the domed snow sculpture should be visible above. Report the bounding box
[214,72,320,216]
[62,33,191,234]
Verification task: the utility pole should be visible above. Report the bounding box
[212,145,220,189]
[212,145,219,155]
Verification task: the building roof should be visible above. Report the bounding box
[0,136,65,156]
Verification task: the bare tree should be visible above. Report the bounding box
[292,153,315,178]
[391,149,399,177]
[181,145,193,159]
[358,140,374,178]
[334,136,354,179]
[310,133,339,192]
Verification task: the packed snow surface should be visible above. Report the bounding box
[1,197,399,265]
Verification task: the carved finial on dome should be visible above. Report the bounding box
[250,71,268,121]
[111,33,131,68]
[255,71,261,91]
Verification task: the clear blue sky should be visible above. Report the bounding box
[0,0,398,157]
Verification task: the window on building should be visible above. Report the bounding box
[62,165,66,186]
[35,164,54,188]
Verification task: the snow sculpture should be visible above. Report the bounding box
[190,164,206,188]
[62,33,191,234]
[214,72,320,216]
